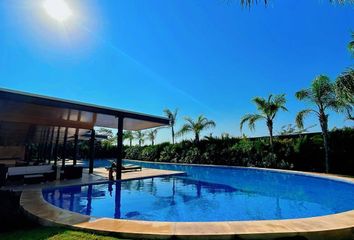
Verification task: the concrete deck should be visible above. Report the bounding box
[19,167,354,240]
[3,167,184,191]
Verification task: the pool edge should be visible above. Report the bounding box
[20,170,354,240]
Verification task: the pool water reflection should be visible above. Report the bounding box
[43,167,354,222]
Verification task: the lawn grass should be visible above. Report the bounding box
[0,227,129,240]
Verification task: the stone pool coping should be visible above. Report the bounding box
[20,167,354,240]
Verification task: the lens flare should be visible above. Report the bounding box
[43,0,72,22]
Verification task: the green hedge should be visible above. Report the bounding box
[124,128,354,175]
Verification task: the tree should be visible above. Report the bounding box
[123,130,134,146]
[178,115,216,143]
[240,94,287,148]
[295,75,339,173]
[348,32,354,55]
[97,128,116,147]
[335,34,354,121]
[134,130,145,146]
[147,129,158,145]
[163,108,178,144]
[335,68,354,121]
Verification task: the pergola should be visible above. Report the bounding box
[0,88,170,180]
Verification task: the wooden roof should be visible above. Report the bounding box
[0,88,169,145]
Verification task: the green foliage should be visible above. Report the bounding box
[349,32,354,55]
[141,146,159,161]
[159,144,180,162]
[97,128,116,147]
[122,128,354,176]
[335,68,354,121]
[125,145,143,160]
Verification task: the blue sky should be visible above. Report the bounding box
[0,0,353,144]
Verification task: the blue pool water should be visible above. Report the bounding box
[43,160,354,222]
[79,159,113,168]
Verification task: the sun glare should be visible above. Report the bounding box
[43,0,72,22]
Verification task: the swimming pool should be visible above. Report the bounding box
[43,160,354,222]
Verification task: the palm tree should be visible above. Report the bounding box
[348,32,354,55]
[177,115,216,143]
[335,68,354,121]
[335,34,354,121]
[97,128,116,146]
[134,130,145,147]
[123,130,134,146]
[295,75,338,173]
[240,94,287,148]
[147,129,158,145]
[163,108,178,144]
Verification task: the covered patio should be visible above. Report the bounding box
[0,88,170,184]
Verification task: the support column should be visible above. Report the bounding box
[48,127,55,163]
[89,129,95,174]
[43,128,51,162]
[53,127,61,166]
[38,129,45,161]
[73,131,79,166]
[116,116,124,180]
[61,127,68,169]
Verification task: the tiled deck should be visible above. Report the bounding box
[19,168,354,240]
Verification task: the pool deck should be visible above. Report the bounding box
[19,167,354,240]
[3,167,184,191]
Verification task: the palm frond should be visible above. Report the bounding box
[184,117,195,127]
[203,120,216,130]
[177,124,192,137]
[295,109,313,129]
[123,130,134,140]
[252,97,268,112]
[295,89,311,101]
[348,32,354,54]
[164,108,178,126]
[147,129,158,139]
[240,114,264,132]
[336,68,354,104]
[280,106,288,111]
[273,94,287,107]
[240,0,268,7]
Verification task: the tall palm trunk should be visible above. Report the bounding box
[319,111,330,173]
[195,132,200,143]
[151,139,154,146]
[267,119,274,149]
[129,139,132,147]
[172,126,175,144]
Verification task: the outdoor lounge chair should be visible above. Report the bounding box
[7,164,56,183]
[106,164,142,172]
[122,164,142,172]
